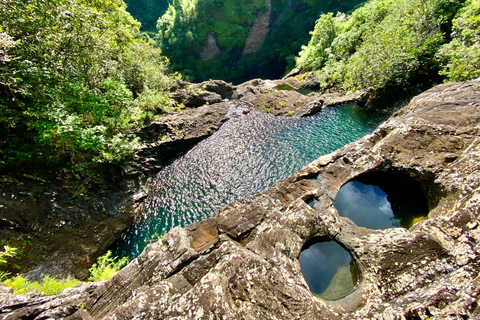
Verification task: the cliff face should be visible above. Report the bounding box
[2,81,479,319]
[157,0,364,82]
[241,0,272,57]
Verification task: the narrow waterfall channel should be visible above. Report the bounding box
[113,103,387,260]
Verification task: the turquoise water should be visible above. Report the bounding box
[299,240,358,300]
[113,103,386,260]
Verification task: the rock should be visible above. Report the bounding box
[242,0,272,57]
[0,285,13,295]
[234,78,368,116]
[0,283,100,320]
[3,81,478,319]
[169,80,236,108]
[73,80,477,319]
[199,33,220,61]
[0,96,233,280]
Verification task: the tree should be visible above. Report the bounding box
[437,0,480,81]
[0,0,176,173]
[296,0,468,95]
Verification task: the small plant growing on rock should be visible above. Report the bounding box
[280,101,286,108]
[0,245,17,281]
[88,251,128,282]
[3,275,81,295]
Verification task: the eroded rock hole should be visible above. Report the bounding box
[334,171,430,229]
[299,237,359,300]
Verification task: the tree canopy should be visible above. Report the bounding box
[155,0,364,83]
[0,0,178,176]
[123,0,170,31]
[295,0,479,96]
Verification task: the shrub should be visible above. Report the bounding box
[437,0,480,81]
[88,251,128,282]
[3,275,81,296]
[0,0,177,171]
[296,0,467,93]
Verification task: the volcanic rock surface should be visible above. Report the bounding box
[2,80,480,319]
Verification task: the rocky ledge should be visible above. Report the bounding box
[0,76,369,281]
[2,80,479,319]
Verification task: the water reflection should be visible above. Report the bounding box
[334,180,429,229]
[334,181,399,229]
[299,240,358,300]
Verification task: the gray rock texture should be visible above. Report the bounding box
[0,76,365,283]
[2,80,479,319]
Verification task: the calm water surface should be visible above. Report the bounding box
[113,103,386,260]
[299,240,358,300]
[334,180,429,229]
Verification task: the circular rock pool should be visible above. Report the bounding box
[299,239,359,300]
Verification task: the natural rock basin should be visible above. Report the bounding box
[334,180,429,229]
[274,83,314,96]
[113,103,386,260]
[299,238,359,300]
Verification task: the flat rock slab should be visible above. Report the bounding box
[2,81,480,319]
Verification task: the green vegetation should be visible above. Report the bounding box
[155,0,364,83]
[0,246,16,266]
[0,0,178,178]
[3,275,81,296]
[295,0,479,97]
[1,245,81,296]
[124,0,171,31]
[437,0,480,81]
[88,250,128,282]
[0,245,17,281]
[1,250,126,295]
[0,234,35,277]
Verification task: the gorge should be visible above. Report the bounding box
[1,0,480,318]
[1,79,479,319]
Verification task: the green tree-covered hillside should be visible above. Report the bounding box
[295,0,480,97]
[0,0,178,175]
[156,0,364,83]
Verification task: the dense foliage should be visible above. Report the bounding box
[0,0,177,174]
[3,275,81,295]
[1,250,124,294]
[155,0,364,83]
[124,0,170,31]
[437,0,480,80]
[295,0,479,95]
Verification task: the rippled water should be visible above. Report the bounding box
[113,103,386,260]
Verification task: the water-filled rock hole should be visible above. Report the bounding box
[274,83,314,96]
[334,171,430,229]
[299,238,360,300]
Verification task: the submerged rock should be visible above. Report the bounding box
[2,81,480,319]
